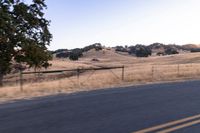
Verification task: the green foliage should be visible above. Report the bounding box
[22,44,52,70]
[0,0,52,85]
[82,43,102,52]
[54,43,102,59]
[69,53,79,61]
[190,48,200,53]
[128,45,151,57]
[115,46,128,52]
[135,45,151,57]
[56,52,70,58]
[156,52,165,56]
[69,48,83,61]
[164,48,179,55]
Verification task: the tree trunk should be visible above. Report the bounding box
[0,73,3,87]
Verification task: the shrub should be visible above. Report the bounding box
[157,52,165,56]
[83,43,102,52]
[135,46,152,57]
[191,48,200,53]
[69,53,79,61]
[115,46,128,52]
[56,52,70,58]
[69,48,83,61]
[165,48,179,55]
[129,45,151,57]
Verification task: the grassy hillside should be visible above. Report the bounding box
[2,49,200,103]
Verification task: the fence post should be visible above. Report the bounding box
[177,64,180,76]
[152,65,154,80]
[122,66,125,81]
[77,68,80,86]
[19,70,23,92]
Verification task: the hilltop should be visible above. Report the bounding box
[52,43,200,61]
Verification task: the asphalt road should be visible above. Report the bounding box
[1,80,200,133]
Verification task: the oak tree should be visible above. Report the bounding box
[0,0,52,86]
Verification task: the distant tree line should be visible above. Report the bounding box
[54,42,200,60]
[55,43,103,60]
[114,43,182,57]
[190,48,200,53]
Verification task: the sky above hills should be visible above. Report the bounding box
[44,0,200,50]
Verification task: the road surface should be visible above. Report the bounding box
[1,80,200,133]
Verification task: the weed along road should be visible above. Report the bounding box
[1,81,200,133]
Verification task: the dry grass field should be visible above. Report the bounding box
[1,49,200,103]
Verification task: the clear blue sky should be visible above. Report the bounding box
[43,0,200,50]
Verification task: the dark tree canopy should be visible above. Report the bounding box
[69,48,83,61]
[135,45,152,57]
[0,0,52,86]
[190,48,200,53]
[164,48,179,55]
[115,46,128,52]
[54,43,103,60]
[128,45,151,57]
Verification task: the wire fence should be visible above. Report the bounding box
[19,66,125,91]
[2,63,200,92]
[125,63,200,82]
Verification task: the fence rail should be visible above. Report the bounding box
[19,66,125,91]
[3,63,200,92]
[22,66,124,75]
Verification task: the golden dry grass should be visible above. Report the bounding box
[1,49,200,103]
